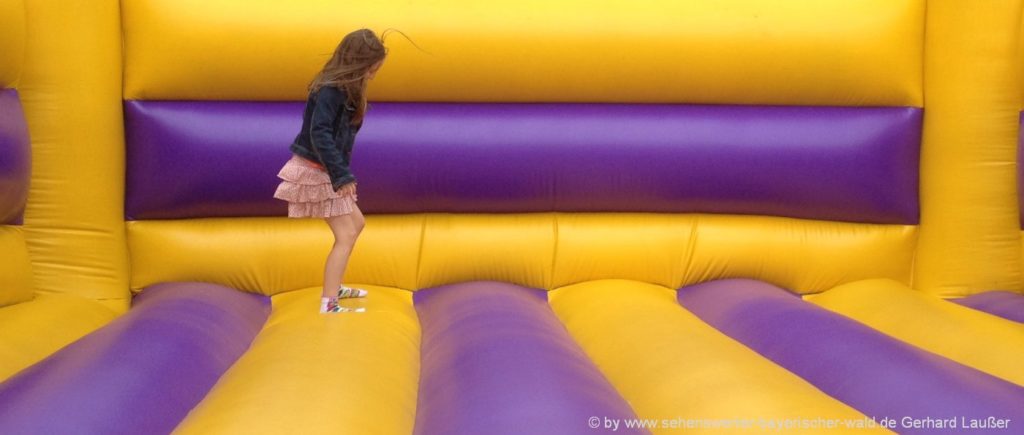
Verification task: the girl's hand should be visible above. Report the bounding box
[337,182,357,196]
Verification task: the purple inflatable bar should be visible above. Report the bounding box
[676,279,1024,434]
[125,101,921,224]
[0,282,270,435]
[413,281,648,435]
[0,88,30,225]
[953,291,1024,324]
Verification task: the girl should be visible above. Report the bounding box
[273,29,386,313]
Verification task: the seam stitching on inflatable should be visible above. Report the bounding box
[414,213,426,290]
[680,214,699,289]
[549,212,559,291]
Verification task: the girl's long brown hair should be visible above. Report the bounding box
[309,29,388,124]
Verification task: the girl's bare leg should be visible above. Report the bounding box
[322,203,366,299]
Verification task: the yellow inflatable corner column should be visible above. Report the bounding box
[0,0,26,88]
[549,280,889,434]
[20,0,129,310]
[0,293,116,382]
[808,279,1024,387]
[173,286,419,435]
[0,0,31,309]
[915,0,1023,296]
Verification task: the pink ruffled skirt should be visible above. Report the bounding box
[273,155,358,218]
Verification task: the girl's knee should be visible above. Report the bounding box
[330,241,353,254]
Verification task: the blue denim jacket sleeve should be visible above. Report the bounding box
[310,87,357,191]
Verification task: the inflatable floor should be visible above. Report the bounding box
[1,1,1023,434]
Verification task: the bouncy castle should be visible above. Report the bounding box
[1,0,1023,434]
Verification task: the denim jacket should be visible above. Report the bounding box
[289,86,362,191]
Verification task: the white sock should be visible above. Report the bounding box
[320,297,332,313]
[338,286,368,299]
